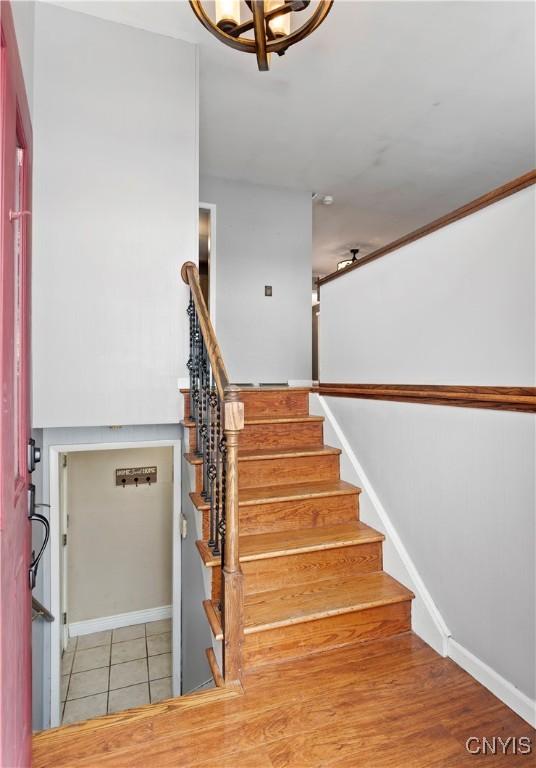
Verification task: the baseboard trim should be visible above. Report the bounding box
[313,394,451,656]
[448,638,535,727]
[69,605,172,637]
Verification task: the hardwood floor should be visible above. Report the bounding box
[33,632,534,767]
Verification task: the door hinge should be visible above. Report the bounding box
[62,533,67,546]
[62,612,67,625]
[62,454,68,468]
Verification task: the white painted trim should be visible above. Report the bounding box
[448,639,536,727]
[69,605,171,637]
[288,379,313,387]
[199,201,217,331]
[314,394,451,655]
[48,438,181,728]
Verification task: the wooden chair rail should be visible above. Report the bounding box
[318,169,536,287]
[316,384,536,413]
[181,261,230,399]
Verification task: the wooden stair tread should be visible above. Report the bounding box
[206,573,414,638]
[246,572,414,633]
[197,522,384,567]
[190,478,360,511]
[185,445,340,466]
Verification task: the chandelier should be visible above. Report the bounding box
[189,1,334,71]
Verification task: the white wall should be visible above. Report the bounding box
[67,447,173,623]
[32,3,198,427]
[200,175,312,384]
[319,187,536,707]
[320,187,535,385]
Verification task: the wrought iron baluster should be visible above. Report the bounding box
[200,343,209,499]
[187,292,195,423]
[218,428,227,603]
[193,314,202,450]
[182,261,245,685]
[208,381,218,555]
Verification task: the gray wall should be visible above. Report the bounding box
[32,3,198,428]
[200,176,312,384]
[180,456,213,693]
[11,1,35,114]
[320,187,535,701]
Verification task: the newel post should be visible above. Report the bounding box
[223,385,244,685]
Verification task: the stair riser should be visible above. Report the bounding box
[239,454,340,490]
[239,390,310,419]
[182,389,309,420]
[199,491,360,538]
[209,541,381,601]
[193,454,339,494]
[239,493,359,535]
[243,601,411,668]
[185,420,323,453]
[239,421,323,450]
[243,542,383,595]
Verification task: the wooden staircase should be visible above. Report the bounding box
[183,386,415,675]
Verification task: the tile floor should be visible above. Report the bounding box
[61,619,174,725]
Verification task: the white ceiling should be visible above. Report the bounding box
[51,1,535,276]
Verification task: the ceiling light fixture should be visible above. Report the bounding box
[189,1,334,72]
[337,248,359,271]
[312,193,334,205]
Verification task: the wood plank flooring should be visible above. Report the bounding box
[33,633,535,767]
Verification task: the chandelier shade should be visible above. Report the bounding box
[189,1,334,71]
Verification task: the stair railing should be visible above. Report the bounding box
[181,261,244,685]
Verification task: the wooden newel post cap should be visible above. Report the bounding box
[181,261,197,285]
[224,386,244,431]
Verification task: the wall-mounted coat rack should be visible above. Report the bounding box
[115,466,157,488]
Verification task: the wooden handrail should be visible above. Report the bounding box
[181,261,230,399]
[181,260,244,685]
[316,383,536,413]
[318,170,536,287]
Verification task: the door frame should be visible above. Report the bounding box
[48,439,181,728]
[199,202,217,330]
[59,454,69,652]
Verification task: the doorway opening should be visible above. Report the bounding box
[198,203,216,327]
[48,440,181,727]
